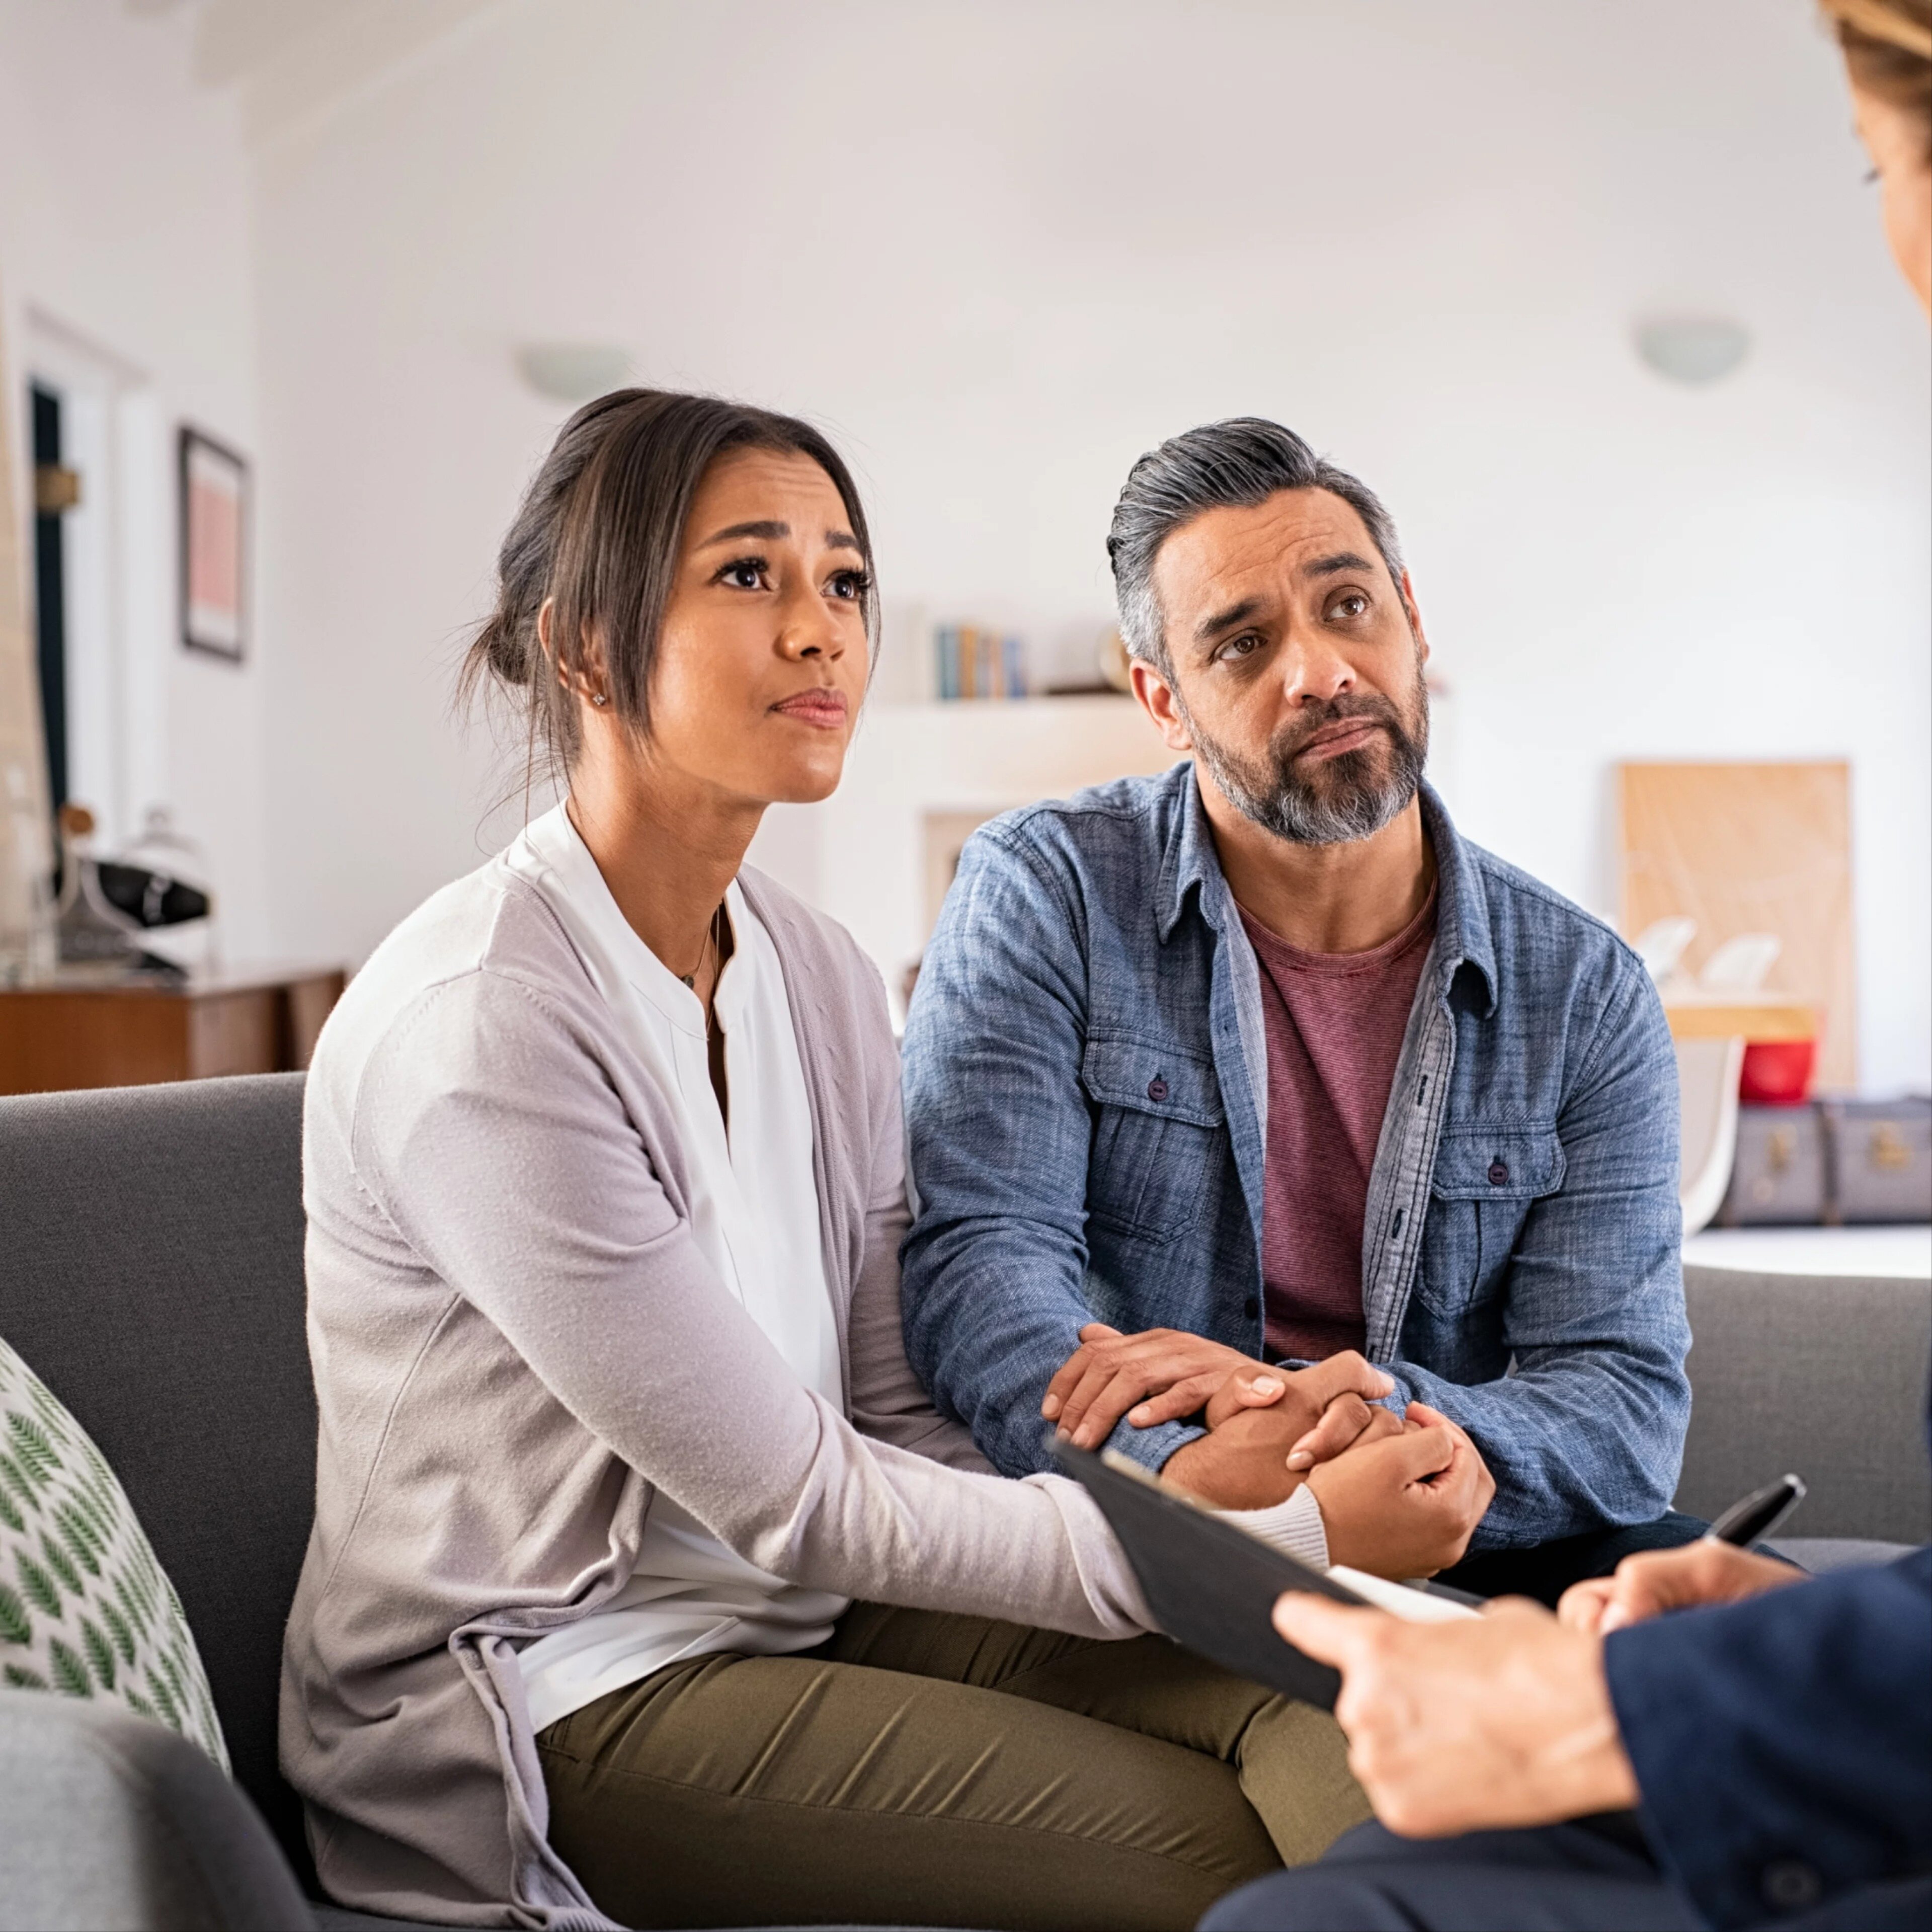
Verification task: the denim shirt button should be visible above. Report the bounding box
[1487,1159,1510,1186]
[1146,1077,1169,1101]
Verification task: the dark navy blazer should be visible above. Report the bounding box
[1605,1425,1932,1930]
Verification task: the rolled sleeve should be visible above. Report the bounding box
[901,826,1135,1477]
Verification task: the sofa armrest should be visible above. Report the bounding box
[0,1688,315,1932]
[1678,1266,1932,1544]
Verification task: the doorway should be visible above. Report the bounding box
[30,381,71,818]
[24,309,166,855]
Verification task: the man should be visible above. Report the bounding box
[1197,1524,1932,1928]
[900,417,1696,1594]
[1209,11,1932,1926]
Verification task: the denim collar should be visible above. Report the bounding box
[1159,765,1498,1016]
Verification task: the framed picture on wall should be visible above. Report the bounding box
[179,426,248,662]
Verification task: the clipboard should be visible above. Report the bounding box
[1052,1436,1474,1709]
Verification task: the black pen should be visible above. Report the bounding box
[1706,1473,1807,1548]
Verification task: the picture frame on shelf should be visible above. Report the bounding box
[178,426,248,663]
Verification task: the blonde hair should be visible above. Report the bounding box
[1820,1,1932,155]
[1820,0,1932,60]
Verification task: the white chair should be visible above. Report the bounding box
[1677,1035,1749,1237]
[1635,923,1784,1238]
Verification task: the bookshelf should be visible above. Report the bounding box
[781,693,1180,1015]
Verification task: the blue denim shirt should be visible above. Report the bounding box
[900,764,1689,1550]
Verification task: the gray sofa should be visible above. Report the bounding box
[1678,1266,1931,1554]
[0,1076,392,1932]
[0,1075,1927,1931]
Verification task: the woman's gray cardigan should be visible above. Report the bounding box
[279,857,1153,1927]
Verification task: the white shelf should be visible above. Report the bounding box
[843,693,1176,810]
[1683,1226,1931,1279]
[870,693,1135,714]
[796,690,1181,1001]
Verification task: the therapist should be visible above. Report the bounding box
[1200,2,1932,1927]
[1206,1538,1931,1929]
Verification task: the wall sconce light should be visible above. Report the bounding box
[1633,317,1751,387]
[514,343,632,403]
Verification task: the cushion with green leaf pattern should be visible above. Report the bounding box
[0,1332,228,1768]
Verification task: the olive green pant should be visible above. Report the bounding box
[536,1601,1370,1931]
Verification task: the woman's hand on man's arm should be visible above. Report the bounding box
[1042,1329,1494,1568]
[1042,1325,1393,1459]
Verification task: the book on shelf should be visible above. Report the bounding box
[933,623,1028,701]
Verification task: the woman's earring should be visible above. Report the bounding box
[590,691,609,707]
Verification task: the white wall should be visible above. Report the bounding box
[0,0,271,956]
[233,0,1927,1089]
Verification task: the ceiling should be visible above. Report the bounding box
[124,0,507,146]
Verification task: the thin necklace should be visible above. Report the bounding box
[680,904,724,991]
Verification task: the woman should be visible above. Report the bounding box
[1825,0,1931,313]
[279,390,1373,1931]
[1198,7,1932,1931]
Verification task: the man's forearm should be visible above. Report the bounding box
[1372,1352,1686,1547]
[900,1221,1159,1476]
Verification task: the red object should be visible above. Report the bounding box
[1739,1038,1817,1106]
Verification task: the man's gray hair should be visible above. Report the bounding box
[1105,418,1406,674]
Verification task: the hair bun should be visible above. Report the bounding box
[477,609,534,686]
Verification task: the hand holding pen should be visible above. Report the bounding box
[1557,1474,1811,1636]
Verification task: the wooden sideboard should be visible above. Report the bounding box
[0,967,347,1095]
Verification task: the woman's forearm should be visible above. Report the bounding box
[358,967,1148,1641]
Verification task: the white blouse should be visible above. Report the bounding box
[505,805,848,1733]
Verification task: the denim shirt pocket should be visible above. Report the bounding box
[1080,1035,1225,1248]
[1415,1126,1567,1317]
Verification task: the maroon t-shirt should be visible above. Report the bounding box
[1238,885,1438,1362]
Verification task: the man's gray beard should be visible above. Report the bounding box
[1181,686,1429,848]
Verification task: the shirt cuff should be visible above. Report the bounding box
[1219,1482,1330,1570]
[1110,1413,1205,1475]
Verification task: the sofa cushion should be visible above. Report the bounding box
[1678,1265,1932,1544]
[1768,1537,1920,1575]
[0,1686,313,1931]
[0,1074,315,1882]
[0,1334,228,1768]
